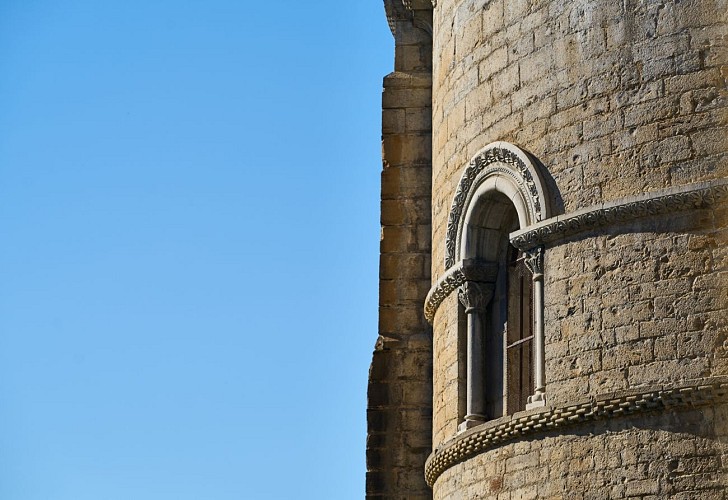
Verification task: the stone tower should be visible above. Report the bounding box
[367,0,727,498]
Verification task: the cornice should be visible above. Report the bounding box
[510,179,728,250]
[384,0,433,36]
[424,260,498,323]
[425,377,728,488]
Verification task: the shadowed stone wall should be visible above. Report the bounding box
[366,2,434,498]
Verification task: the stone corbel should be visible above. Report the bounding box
[385,0,433,36]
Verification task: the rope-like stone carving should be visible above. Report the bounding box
[424,377,728,487]
[445,143,546,269]
[510,179,728,250]
[424,260,498,323]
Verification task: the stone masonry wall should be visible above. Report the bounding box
[428,204,728,494]
[544,207,727,407]
[432,292,461,448]
[428,0,727,497]
[366,2,434,498]
[434,403,728,499]
[431,0,727,277]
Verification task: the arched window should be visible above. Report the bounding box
[444,142,550,432]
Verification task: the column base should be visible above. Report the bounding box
[458,415,486,432]
[526,392,546,410]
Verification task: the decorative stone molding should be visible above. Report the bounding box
[445,142,551,269]
[424,260,498,323]
[424,377,728,487]
[510,179,728,251]
[385,0,433,36]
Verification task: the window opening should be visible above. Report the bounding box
[506,248,534,414]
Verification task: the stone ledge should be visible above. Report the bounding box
[510,178,728,250]
[383,71,433,90]
[424,376,728,488]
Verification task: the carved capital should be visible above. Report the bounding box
[524,247,544,279]
[424,260,498,323]
[458,281,494,314]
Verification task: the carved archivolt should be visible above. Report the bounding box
[510,179,728,250]
[425,377,728,487]
[445,142,551,269]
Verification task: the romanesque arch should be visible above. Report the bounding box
[435,142,552,430]
[445,141,551,269]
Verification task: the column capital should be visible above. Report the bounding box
[524,246,544,279]
[457,281,494,314]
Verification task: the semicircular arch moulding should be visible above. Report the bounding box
[444,142,553,269]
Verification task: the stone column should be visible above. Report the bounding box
[525,246,546,409]
[458,280,494,431]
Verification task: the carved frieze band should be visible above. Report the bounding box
[510,179,728,250]
[424,377,728,487]
[424,260,498,323]
[445,144,546,269]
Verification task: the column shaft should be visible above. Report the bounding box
[533,277,545,397]
[525,247,546,409]
[458,281,493,430]
[465,309,485,421]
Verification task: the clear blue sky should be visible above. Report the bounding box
[0,2,392,498]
